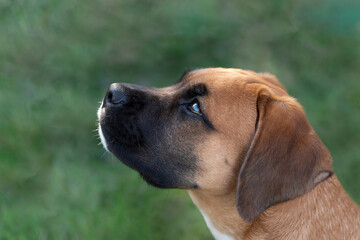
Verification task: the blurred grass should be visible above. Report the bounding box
[0,0,359,239]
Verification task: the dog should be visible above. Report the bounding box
[97,68,360,239]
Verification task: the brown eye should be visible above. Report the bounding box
[189,101,201,114]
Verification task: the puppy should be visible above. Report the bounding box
[97,68,360,240]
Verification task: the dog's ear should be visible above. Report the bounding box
[258,73,286,91]
[236,88,333,222]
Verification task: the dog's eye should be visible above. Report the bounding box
[189,101,201,115]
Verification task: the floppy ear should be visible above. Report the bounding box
[236,89,333,222]
[258,73,286,91]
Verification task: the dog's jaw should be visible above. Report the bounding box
[97,103,109,152]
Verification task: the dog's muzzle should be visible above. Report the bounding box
[97,83,146,153]
[97,83,129,152]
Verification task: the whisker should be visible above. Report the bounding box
[101,151,107,158]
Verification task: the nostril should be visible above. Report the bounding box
[105,91,113,104]
[104,84,127,106]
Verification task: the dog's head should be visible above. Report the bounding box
[97,68,333,221]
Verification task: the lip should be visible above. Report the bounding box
[97,102,109,152]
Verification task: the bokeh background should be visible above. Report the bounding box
[0,0,359,239]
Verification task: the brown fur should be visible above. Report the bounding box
[99,67,360,239]
[185,68,360,239]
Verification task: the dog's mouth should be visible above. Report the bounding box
[97,96,167,185]
[97,104,109,152]
[97,99,146,156]
[139,172,171,189]
[97,82,200,189]
[139,172,194,189]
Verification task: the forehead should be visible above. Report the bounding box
[176,68,287,97]
[179,68,254,86]
[174,68,254,101]
[188,69,259,107]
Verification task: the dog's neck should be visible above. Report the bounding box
[188,189,249,240]
[188,175,360,240]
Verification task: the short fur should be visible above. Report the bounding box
[98,68,360,239]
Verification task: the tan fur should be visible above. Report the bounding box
[184,68,360,239]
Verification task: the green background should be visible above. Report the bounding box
[0,0,359,239]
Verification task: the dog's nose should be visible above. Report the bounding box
[104,83,128,106]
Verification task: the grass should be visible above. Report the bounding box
[0,0,359,239]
